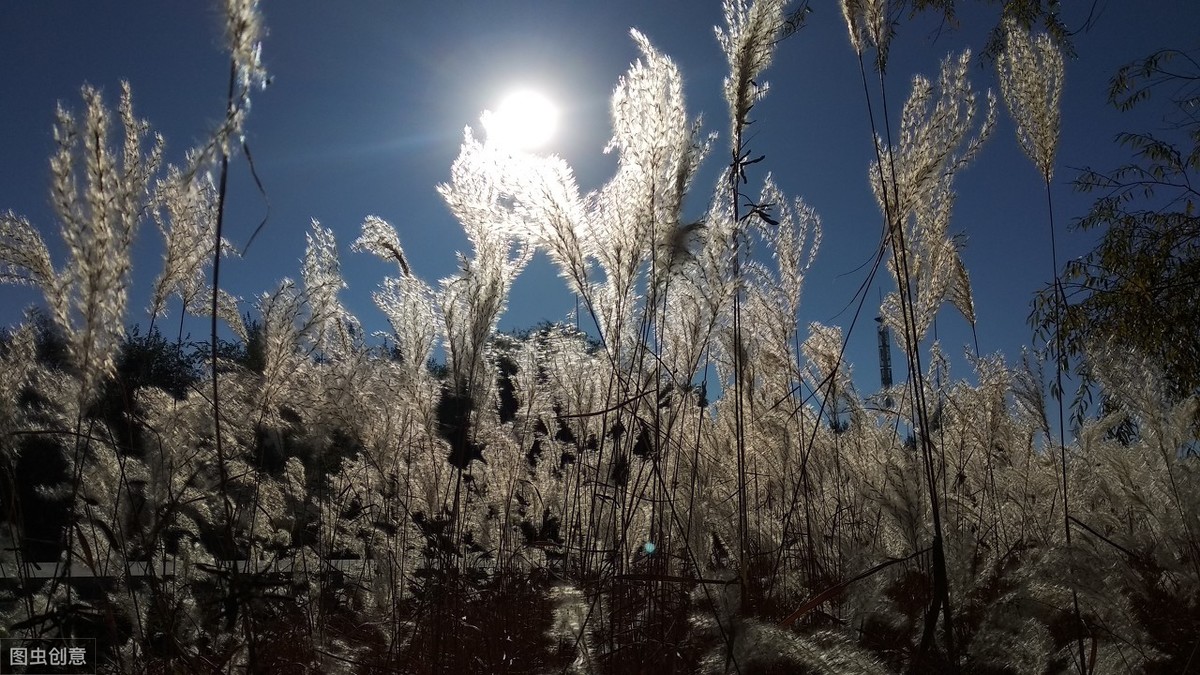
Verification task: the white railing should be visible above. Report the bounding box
[0,558,377,580]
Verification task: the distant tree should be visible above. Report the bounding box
[212,312,267,374]
[23,308,72,374]
[1033,47,1200,418]
[906,0,1079,59]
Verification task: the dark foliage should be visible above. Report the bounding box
[1032,47,1200,422]
[437,384,487,470]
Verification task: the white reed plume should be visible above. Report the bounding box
[149,167,235,321]
[871,50,996,225]
[997,18,1064,181]
[716,0,788,137]
[870,51,994,341]
[839,0,892,68]
[354,215,442,381]
[225,0,268,95]
[354,214,412,277]
[437,129,533,390]
[0,83,162,404]
[302,220,356,357]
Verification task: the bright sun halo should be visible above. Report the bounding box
[482,89,559,150]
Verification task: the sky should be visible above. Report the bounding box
[2,1,1198,400]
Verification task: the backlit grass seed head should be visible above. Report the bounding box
[870,51,993,341]
[0,323,36,442]
[525,158,592,297]
[225,0,268,95]
[355,217,443,383]
[374,275,440,380]
[752,175,821,318]
[881,180,976,339]
[253,279,308,418]
[997,18,1063,181]
[609,30,688,168]
[437,131,534,392]
[840,0,892,69]
[0,84,163,404]
[803,322,851,394]
[841,0,864,54]
[717,0,787,137]
[302,220,355,356]
[150,167,227,318]
[608,29,709,267]
[179,0,266,178]
[353,215,412,276]
[872,50,996,225]
[0,212,54,290]
[209,286,248,342]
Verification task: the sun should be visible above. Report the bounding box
[481,89,559,151]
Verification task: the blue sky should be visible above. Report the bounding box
[2,1,1197,399]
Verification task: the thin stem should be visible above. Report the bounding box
[1047,175,1090,675]
[210,59,237,558]
[869,57,957,669]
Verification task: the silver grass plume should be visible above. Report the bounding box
[996,18,1064,181]
[437,128,533,387]
[67,83,163,403]
[302,220,356,357]
[436,129,534,471]
[614,28,705,284]
[252,280,307,422]
[225,0,268,95]
[659,278,716,382]
[0,323,36,445]
[715,176,821,397]
[716,0,788,139]
[354,214,412,277]
[599,29,709,307]
[0,83,163,405]
[750,175,821,320]
[870,50,996,225]
[372,275,440,381]
[521,156,592,297]
[354,216,441,381]
[879,182,976,340]
[455,149,592,299]
[186,0,268,174]
[871,51,994,340]
[197,286,248,343]
[839,0,892,70]
[0,212,54,290]
[802,322,855,411]
[149,167,236,320]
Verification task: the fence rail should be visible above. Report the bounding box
[0,558,378,580]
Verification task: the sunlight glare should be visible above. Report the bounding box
[482,89,559,150]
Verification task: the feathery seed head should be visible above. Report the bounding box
[840,0,864,54]
[870,52,991,341]
[150,167,223,318]
[354,215,412,276]
[803,322,849,393]
[717,0,788,138]
[0,212,54,290]
[225,0,268,94]
[997,18,1064,180]
[840,0,891,69]
[302,220,355,356]
[871,50,995,222]
[36,84,164,404]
